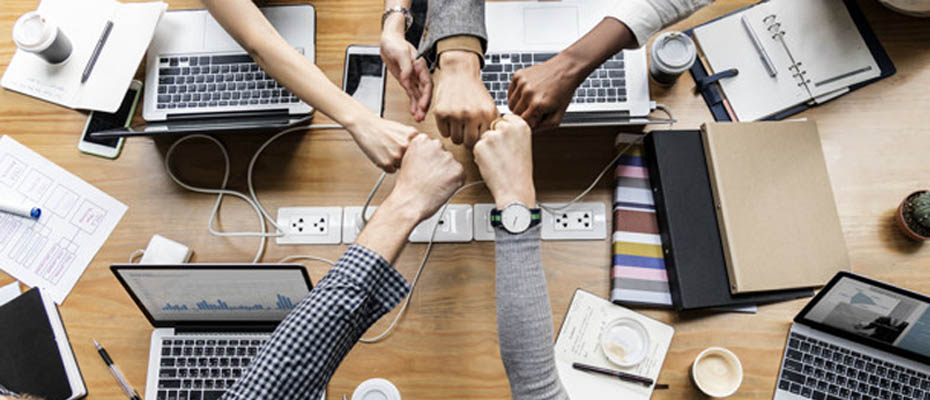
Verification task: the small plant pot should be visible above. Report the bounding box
[897,190,930,241]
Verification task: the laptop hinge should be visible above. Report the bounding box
[166,109,293,121]
[174,325,276,334]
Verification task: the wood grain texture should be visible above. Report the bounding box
[0,1,928,399]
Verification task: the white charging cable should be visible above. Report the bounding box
[164,124,341,263]
[360,180,484,343]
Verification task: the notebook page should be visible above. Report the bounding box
[693,6,808,121]
[765,0,879,97]
[554,290,674,399]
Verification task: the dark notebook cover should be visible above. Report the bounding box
[644,130,814,311]
[0,288,78,400]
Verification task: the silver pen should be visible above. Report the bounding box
[741,15,777,77]
[94,339,142,400]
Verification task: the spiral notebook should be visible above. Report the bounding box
[691,0,893,121]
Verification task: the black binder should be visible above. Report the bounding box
[644,130,814,311]
[687,0,895,122]
[0,288,86,400]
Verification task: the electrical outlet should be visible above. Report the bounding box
[540,202,608,240]
[275,207,343,245]
[408,204,473,243]
[473,203,496,241]
[342,206,377,244]
[554,211,594,231]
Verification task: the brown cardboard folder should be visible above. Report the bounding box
[701,121,849,294]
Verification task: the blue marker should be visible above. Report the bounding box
[0,199,41,219]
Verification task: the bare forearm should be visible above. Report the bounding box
[383,0,412,36]
[202,0,373,127]
[355,197,421,264]
[558,18,638,85]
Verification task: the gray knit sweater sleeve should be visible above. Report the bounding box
[495,225,570,400]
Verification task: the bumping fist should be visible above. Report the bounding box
[473,115,536,209]
[390,134,466,221]
[432,51,499,148]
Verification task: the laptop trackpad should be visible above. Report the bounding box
[523,6,578,47]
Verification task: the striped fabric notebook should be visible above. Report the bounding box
[610,135,673,307]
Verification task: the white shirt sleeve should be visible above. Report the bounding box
[607,0,714,47]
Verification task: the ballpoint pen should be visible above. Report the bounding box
[572,362,669,389]
[81,21,114,84]
[94,339,142,400]
[741,15,777,78]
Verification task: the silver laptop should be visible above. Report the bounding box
[111,264,323,400]
[483,0,653,127]
[774,271,930,400]
[93,6,315,139]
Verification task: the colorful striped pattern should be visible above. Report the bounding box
[610,142,673,307]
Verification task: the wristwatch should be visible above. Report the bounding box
[491,202,542,234]
[382,6,413,32]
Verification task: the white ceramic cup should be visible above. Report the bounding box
[352,378,401,400]
[12,11,72,64]
[691,347,743,398]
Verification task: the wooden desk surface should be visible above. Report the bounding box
[1,1,928,398]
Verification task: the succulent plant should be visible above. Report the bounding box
[913,191,930,230]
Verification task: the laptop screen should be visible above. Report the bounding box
[112,265,312,326]
[798,272,930,362]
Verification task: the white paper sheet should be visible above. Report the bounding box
[0,281,21,306]
[0,136,127,304]
[0,0,166,112]
[554,290,675,399]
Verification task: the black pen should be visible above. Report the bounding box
[572,362,668,389]
[81,21,114,84]
[94,339,142,400]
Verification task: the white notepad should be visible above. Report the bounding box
[1,0,166,112]
[693,0,881,121]
[554,289,675,399]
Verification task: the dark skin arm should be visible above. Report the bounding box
[507,18,637,130]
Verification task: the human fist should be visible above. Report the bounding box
[507,53,584,130]
[432,51,499,148]
[473,115,536,209]
[387,134,466,222]
[348,116,419,173]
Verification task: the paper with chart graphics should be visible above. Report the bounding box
[0,136,127,304]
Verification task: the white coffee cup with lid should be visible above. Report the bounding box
[691,347,743,398]
[12,11,73,65]
[649,31,696,86]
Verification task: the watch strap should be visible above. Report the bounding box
[382,6,413,32]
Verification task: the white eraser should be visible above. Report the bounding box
[139,234,193,264]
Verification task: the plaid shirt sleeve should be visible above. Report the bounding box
[222,245,410,400]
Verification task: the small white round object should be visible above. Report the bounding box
[600,317,650,367]
[13,12,55,51]
[877,0,930,17]
[649,31,697,85]
[352,378,402,400]
[500,203,532,233]
[691,347,743,398]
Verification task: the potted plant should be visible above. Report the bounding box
[897,190,930,241]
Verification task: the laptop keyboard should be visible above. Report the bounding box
[155,52,303,111]
[481,52,626,107]
[778,332,930,400]
[155,337,267,400]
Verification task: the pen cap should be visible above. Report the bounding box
[650,31,696,86]
[12,11,72,64]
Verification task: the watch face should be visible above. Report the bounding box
[501,205,532,233]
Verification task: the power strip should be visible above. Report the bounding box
[275,203,608,245]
